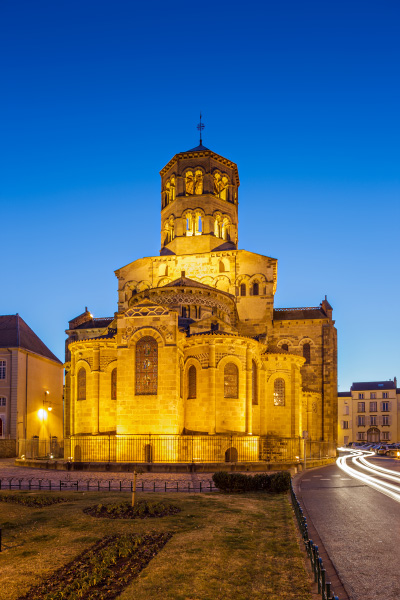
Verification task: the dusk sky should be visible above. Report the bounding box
[1,0,399,391]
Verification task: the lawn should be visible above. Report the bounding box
[0,490,312,600]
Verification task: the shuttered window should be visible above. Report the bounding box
[77,368,86,401]
[188,365,197,399]
[135,336,158,395]
[224,363,238,398]
[111,368,117,400]
[273,378,285,406]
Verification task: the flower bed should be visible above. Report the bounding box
[83,499,181,519]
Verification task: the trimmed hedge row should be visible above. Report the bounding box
[212,470,291,493]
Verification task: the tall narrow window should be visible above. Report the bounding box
[219,260,225,273]
[273,378,285,406]
[252,282,259,296]
[111,368,117,400]
[0,361,5,379]
[303,343,311,364]
[224,362,238,398]
[252,360,258,405]
[240,283,246,296]
[188,365,197,399]
[135,336,158,395]
[77,368,86,401]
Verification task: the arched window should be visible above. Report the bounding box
[188,365,197,399]
[252,282,259,296]
[135,336,158,395]
[77,368,86,401]
[194,212,203,235]
[274,378,285,406]
[224,362,238,398]
[281,344,288,352]
[303,343,311,364]
[194,170,203,194]
[170,176,176,201]
[252,360,258,405]
[185,171,194,195]
[240,283,246,296]
[219,260,225,273]
[111,368,117,400]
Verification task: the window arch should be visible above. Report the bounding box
[252,282,259,296]
[281,344,288,352]
[303,343,311,364]
[224,362,238,398]
[188,365,197,399]
[274,378,285,406]
[240,283,246,296]
[135,336,158,395]
[194,170,203,194]
[111,368,117,400]
[77,368,86,401]
[185,171,194,195]
[252,360,258,405]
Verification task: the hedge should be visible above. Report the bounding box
[212,470,291,493]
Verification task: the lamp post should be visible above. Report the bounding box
[43,391,52,454]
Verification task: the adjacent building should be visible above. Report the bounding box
[0,315,63,444]
[338,379,400,446]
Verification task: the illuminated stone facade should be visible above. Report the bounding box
[64,143,337,455]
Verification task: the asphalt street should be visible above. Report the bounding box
[296,454,400,600]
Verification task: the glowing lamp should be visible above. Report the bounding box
[38,408,47,420]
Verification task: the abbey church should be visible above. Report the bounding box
[64,142,337,462]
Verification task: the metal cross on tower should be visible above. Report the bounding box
[197,112,205,145]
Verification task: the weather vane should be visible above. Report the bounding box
[197,112,205,145]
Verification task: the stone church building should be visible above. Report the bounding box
[64,143,337,462]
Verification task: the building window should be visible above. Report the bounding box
[357,432,366,441]
[357,415,365,427]
[0,361,5,379]
[252,282,259,296]
[382,415,390,426]
[370,416,377,426]
[343,405,349,415]
[0,397,6,407]
[370,393,376,399]
[135,336,158,395]
[188,365,197,399]
[240,283,246,296]
[224,363,238,398]
[358,393,364,399]
[382,392,389,399]
[358,402,365,412]
[281,344,289,352]
[381,401,389,412]
[382,431,390,441]
[342,421,349,429]
[77,368,86,401]
[274,378,285,406]
[369,402,377,412]
[252,360,258,405]
[111,368,117,400]
[303,343,311,365]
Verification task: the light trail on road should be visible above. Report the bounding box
[336,449,400,503]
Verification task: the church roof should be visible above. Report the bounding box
[273,307,328,320]
[73,318,114,330]
[187,143,210,152]
[160,146,240,185]
[0,314,62,364]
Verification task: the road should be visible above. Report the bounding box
[296,451,400,600]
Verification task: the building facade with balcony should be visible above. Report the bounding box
[338,379,399,446]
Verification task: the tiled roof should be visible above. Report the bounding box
[351,381,396,391]
[338,391,351,397]
[73,318,113,330]
[0,315,62,364]
[273,307,327,320]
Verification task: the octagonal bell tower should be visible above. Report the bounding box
[160,143,240,256]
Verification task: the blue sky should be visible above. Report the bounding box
[1,0,399,390]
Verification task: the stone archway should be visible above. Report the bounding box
[367,427,380,443]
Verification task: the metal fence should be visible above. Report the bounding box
[18,435,337,464]
[291,481,340,600]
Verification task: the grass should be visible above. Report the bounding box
[0,490,312,600]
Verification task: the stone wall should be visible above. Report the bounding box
[0,438,16,458]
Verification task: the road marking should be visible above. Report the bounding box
[320,478,330,480]
[340,478,352,480]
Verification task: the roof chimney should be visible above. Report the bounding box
[181,271,186,278]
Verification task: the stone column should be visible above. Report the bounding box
[246,346,252,434]
[92,347,100,434]
[209,342,216,434]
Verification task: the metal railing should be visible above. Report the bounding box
[291,481,339,600]
[18,435,337,464]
